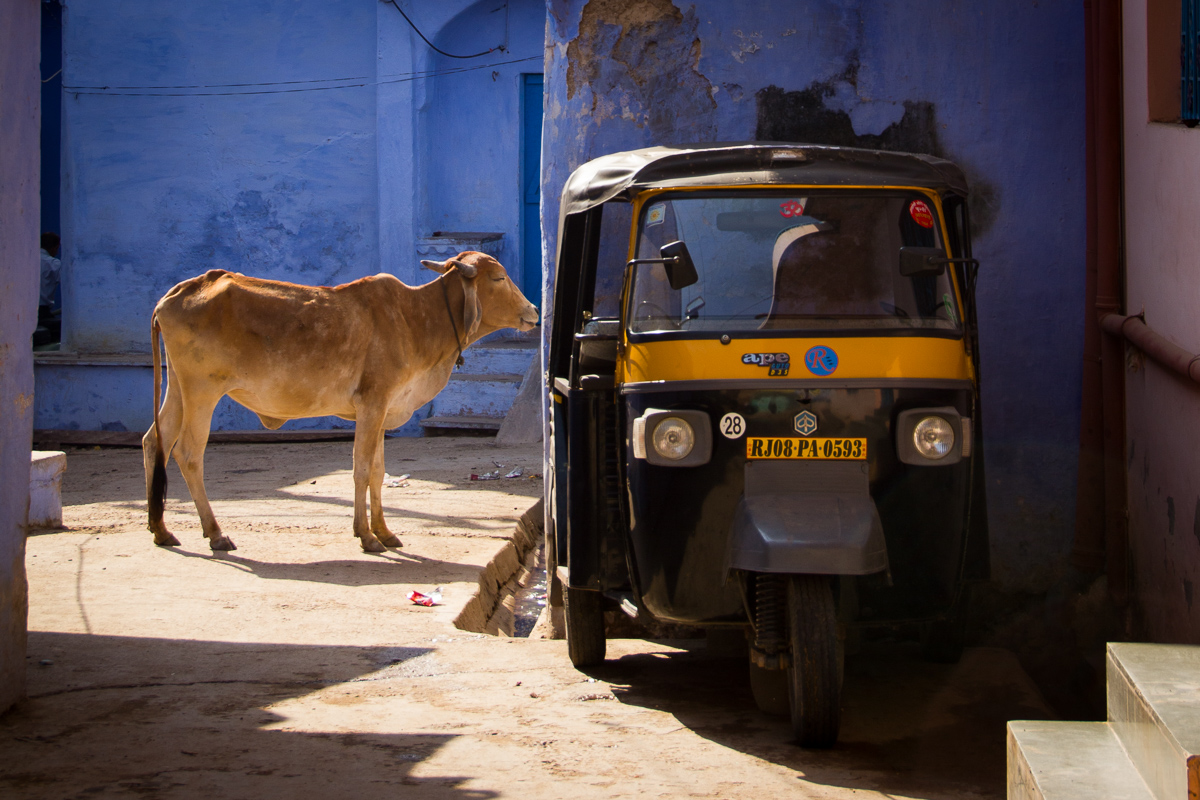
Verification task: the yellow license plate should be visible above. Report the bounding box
[746,437,867,460]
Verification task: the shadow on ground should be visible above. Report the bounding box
[593,640,1051,799]
[164,548,482,587]
[1,632,495,800]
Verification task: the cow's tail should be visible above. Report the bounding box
[148,313,168,525]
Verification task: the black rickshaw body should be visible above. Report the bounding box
[545,146,989,742]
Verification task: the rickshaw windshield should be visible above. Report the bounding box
[628,192,961,335]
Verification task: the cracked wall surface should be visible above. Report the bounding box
[565,0,715,142]
[543,0,1086,592]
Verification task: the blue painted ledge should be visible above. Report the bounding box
[32,354,430,436]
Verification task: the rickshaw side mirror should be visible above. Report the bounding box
[899,246,948,278]
[627,241,699,290]
[661,241,699,290]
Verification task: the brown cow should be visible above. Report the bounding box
[142,251,538,553]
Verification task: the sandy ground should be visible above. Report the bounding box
[1,436,1052,799]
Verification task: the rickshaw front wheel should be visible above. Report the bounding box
[565,587,606,667]
[787,575,841,748]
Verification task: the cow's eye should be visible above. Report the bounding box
[492,277,505,283]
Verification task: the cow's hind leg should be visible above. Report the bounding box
[143,368,184,546]
[351,413,388,553]
[175,393,236,551]
[369,432,401,548]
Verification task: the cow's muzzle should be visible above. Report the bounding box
[517,306,539,332]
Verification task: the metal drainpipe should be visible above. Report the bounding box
[1101,314,1200,384]
[1096,312,1200,607]
[1076,0,1128,604]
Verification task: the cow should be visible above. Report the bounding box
[142,251,538,553]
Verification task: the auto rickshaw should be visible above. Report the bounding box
[544,143,988,747]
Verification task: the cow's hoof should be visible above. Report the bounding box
[153,531,181,547]
[360,536,387,554]
[376,533,402,548]
[209,536,237,552]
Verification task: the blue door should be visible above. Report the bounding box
[521,74,544,305]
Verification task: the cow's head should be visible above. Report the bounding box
[421,251,538,342]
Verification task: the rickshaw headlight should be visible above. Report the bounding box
[895,407,965,466]
[912,415,955,459]
[652,417,695,460]
[633,408,712,467]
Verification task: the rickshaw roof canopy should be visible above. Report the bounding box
[559,143,969,216]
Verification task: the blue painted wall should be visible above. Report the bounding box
[540,0,1086,592]
[61,0,380,354]
[46,0,545,433]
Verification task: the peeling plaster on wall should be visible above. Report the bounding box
[754,78,1000,239]
[729,29,763,63]
[15,392,34,416]
[565,0,716,141]
[757,82,941,154]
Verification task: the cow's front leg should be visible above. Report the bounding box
[369,432,401,548]
[351,414,387,553]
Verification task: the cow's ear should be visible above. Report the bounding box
[461,272,482,340]
[446,259,478,279]
[421,259,448,274]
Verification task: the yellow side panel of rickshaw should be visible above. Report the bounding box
[620,336,974,385]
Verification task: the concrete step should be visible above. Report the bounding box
[420,415,504,431]
[459,341,538,375]
[1107,643,1200,800]
[1008,721,1155,800]
[431,376,522,419]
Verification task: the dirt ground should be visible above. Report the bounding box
[1,436,1052,799]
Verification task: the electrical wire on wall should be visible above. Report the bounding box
[62,54,539,97]
[387,0,509,58]
[63,2,524,97]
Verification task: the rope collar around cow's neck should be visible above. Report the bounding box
[439,277,465,369]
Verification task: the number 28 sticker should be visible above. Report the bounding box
[720,412,746,439]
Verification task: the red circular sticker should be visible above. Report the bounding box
[909,199,935,229]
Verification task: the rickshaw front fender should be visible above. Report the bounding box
[726,461,888,576]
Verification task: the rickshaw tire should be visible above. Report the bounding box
[565,587,606,667]
[787,575,841,748]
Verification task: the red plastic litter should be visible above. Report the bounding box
[408,588,442,607]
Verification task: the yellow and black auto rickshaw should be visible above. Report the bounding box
[545,143,987,747]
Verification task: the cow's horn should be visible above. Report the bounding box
[420,259,445,273]
[447,259,478,279]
